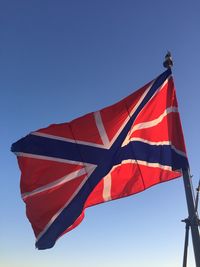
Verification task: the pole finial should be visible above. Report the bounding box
[163,51,173,69]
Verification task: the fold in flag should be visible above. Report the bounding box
[11,69,189,250]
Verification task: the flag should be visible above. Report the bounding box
[11,68,189,249]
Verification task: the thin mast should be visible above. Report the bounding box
[182,169,200,267]
[163,52,200,267]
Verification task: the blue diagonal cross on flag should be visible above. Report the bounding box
[11,68,188,249]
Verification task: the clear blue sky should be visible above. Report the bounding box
[1,0,200,266]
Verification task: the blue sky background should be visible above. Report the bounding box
[1,0,200,266]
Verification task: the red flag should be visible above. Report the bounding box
[11,69,188,249]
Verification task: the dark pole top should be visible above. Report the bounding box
[163,51,173,69]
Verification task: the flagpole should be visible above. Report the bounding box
[182,169,200,267]
[163,52,200,267]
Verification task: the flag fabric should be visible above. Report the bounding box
[11,68,189,249]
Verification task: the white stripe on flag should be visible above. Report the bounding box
[111,159,173,171]
[22,168,87,200]
[94,111,110,147]
[103,174,112,201]
[31,131,106,149]
[122,106,178,147]
[15,152,85,165]
[131,107,178,132]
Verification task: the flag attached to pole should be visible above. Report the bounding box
[11,68,189,249]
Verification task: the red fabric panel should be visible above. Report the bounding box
[18,157,83,193]
[25,174,86,236]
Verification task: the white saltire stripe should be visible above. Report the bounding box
[22,168,88,200]
[103,174,112,201]
[94,111,110,147]
[111,159,173,172]
[129,137,172,146]
[36,163,96,241]
[31,131,106,149]
[122,106,178,147]
[15,152,85,165]
[131,106,178,132]
[126,137,187,158]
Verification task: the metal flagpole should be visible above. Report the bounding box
[182,217,190,267]
[163,52,200,267]
[182,169,200,267]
